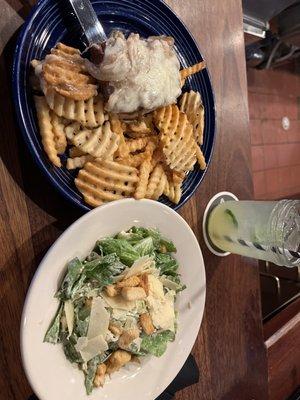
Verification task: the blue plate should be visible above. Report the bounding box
[12,0,216,212]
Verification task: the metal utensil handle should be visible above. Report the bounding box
[68,0,107,45]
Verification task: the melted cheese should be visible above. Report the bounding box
[86,32,181,114]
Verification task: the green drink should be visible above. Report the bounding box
[205,196,300,267]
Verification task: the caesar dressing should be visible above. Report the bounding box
[86,32,181,114]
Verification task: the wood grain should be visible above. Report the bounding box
[0,1,269,399]
[264,297,300,400]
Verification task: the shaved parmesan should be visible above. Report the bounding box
[75,336,88,352]
[87,297,110,339]
[64,300,74,338]
[159,276,182,291]
[76,335,108,362]
[102,293,136,311]
[148,275,165,299]
[123,256,155,279]
[147,277,175,332]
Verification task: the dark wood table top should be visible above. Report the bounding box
[0,1,269,399]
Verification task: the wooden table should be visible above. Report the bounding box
[0,1,269,399]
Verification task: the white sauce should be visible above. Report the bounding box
[86,32,181,114]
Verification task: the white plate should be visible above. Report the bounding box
[21,199,206,400]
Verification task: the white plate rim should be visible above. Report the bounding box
[20,198,206,400]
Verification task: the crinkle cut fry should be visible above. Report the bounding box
[180,60,206,86]
[34,96,61,167]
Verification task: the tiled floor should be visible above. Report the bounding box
[247,63,300,199]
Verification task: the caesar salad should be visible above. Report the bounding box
[44,227,185,394]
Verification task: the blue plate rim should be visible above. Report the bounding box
[12,0,216,213]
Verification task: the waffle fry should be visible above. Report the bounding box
[45,89,108,128]
[125,137,149,153]
[66,155,94,170]
[42,43,97,101]
[134,158,152,199]
[32,42,208,207]
[126,116,154,138]
[163,172,184,204]
[195,145,206,170]
[51,43,82,59]
[66,121,119,159]
[34,96,61,167]
[153,105,180,141]
[154,105,198,173]
[150,149,164,169]
[51,113,67,154]
[69,146,86,158]
[75,160,139,207]
[179,91,204,145]
[117,138,157,168]
[145,164,167,200]
[110,115,130,158]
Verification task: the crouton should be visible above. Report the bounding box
[105,284,119,297]
[139,273,150,296]
[139,313,155,335]
[118,327,140,349]
[116,275,140,288]
[106,350,131,374]
[93,363,106,387]
[121,286,147,301]
[109,322,123,336]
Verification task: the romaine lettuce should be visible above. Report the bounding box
[56,258,83,300]
[44,302,63,344]
[95,238,139,266]
[140,330,175,357]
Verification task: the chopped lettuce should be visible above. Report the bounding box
[85,352,111,395]
[75,316,90,338]
[84,253,126,286]
[44,303,63,344]
[155,253,179,276]
[85,356,99,395]
[56,258,83,300]
[129,227,177,253]
[115,231,145,245]
[95,238,139,266]
[60,332,83,363]
[133,237,154,256]
[140,330,175,357]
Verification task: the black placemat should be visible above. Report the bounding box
[156,354,199,400]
